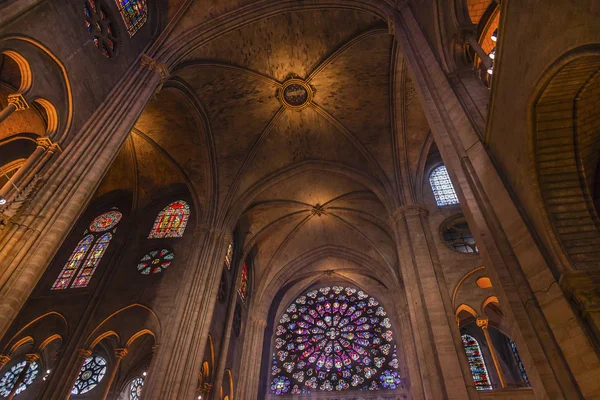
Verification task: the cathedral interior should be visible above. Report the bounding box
[0,0,599,399]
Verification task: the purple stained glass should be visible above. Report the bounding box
[271,286,398,394]
[429,165,459,206]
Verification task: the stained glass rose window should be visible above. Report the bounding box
[271,286,399,394]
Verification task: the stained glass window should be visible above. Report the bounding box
[72,355,107,395]
[270,286,399,394]
[137,249,174,275]
[225,244,234,269]
[71,233,112,288]
[238,263,248,302]
[509,339,530,386]
[52,235,94,290]
[89,211,122,232]
[115,0,148,37]
[442,217,478,254]
[148,201,190,239]
[129,377,144,400]
[84,0,118,58]
[0,361,38,396]
[461,334,492,390]
[429,165,459,206]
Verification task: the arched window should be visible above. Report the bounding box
[72,355,107,395]
[271,286,399,394]
[461,334,492,390]
[148,200,190,239]
[52,211,121,290]
[429,165,459,206]
[0,360,39,396]
[129,377,144,400]
[509,339,530,385]
[71,233,112,288]
[115,0,148,37]
[238,263,248,302]
[225,243,234,269]
[84,0,118,58]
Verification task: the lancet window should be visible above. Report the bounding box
[225,243,234,269]
[429,165,459,206]
[270,286,400,394]
[461,334,492,390]
[148,200,190,239]
[52,210,121,290]
[238,262,248,302]
[115,0,148,36]
[509,339,530,385]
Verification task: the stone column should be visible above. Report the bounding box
[142,227,231,400]
[235,316,267,399]
[476,317,506,388]
[390,205,477,400]
[0,94,28,125]
[6,353,39,400]
[60,349,92,397]
[0,57,163,339]
[392,5,595,397]
[211,263,243,400]
[101,348,128,400]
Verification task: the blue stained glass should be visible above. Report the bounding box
[429,165,459,206]
[509,339,530,386]
[115,0,147,37]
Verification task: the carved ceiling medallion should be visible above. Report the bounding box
[279,78,313,109]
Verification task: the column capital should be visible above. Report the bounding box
[77,349,92,358]
[25,353,40,363]
[476,317,489,329]
[114,348,128,358]
[7,93,29,111]
[35,137,62,153]
[0,355,10,366]
[390,204,429,222]
[140,54,169,91]
[203,382,213,392]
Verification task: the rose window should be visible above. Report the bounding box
[137,249,174,275]
[72,355,107,395]
[270,286,399,394]
[0,361,38,396]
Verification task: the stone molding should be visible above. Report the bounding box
[390,204,429,222]
[560,271,600,313]
[7,93,29,111]
[36,137,62,153]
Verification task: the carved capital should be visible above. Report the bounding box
[77,349,92,359]
[25,353,40,363]
[141,54,169,91]
[476,317,489,329]
[0,355,10,366]
[390,204,429,222]
[151,344,160,355]
[7,93,29,111]
[115,348,128,358]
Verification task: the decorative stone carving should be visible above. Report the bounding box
[277,78,314,109]
[140,54,169,92]
[7,93,29,111]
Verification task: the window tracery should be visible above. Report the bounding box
[84,0,118,58]
[137,249,174,275]
[441,215,478,254]
[129,377,144,400]
[429,165,459,206]
[270,286,399,395]
[148,201,190,239]
[72,355,107,395]
[461,334,492,390]
[0,361,38,397]
[52,211,121,290]
[115,0,148,37]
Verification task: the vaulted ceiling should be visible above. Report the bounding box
[100,7,433,300]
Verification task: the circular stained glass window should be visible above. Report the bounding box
[72,355,107,395]
[137,249,174,275]
[84,0,118,58]
[89,211,122,232]
[129,377,144,400]
[0,361,38,397]
[270,286,398,394]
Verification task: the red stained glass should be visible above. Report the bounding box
[115,0,148,37]
[89,211,122,232]
[225,244,233,269]
[238,262,248,301]
[52,235,94,290]
[71,233,112,288]
[461,334,492,390]
[148,201,190,239]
